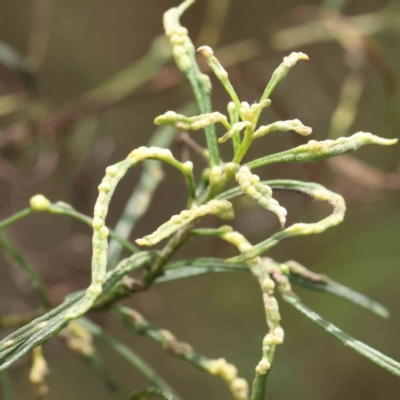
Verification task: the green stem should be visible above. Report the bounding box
[250,371,270,400]
[232,126,254,163]
[186,69,220,167]
[80,318,181,400]
[107,110,196,266]
[145,223,194,284]
[0,208,33,230]
[164,0,220,167]
[115,306,214,372]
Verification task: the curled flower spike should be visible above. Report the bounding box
[64,147,195,320]
[253,119,312,139]
[155,111,231,131]
[196,227,284,383]
[163,0,220,167]
[136,200,234,246]
[225,181,345,263]
[163,0,197,73]
[206,358,249,400]
[247,132,398,170]
[197,45,242,114]
[256,52,309,122]
[264,259,400,378]
[236,166,287,228]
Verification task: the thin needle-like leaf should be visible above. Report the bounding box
[80,318,181,400]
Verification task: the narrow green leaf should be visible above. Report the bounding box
[246,132,397,170]
[164,0,220,167]
[281,292,400,377]
[224,181,345,263]
[289,273,389,318]
[0,252,154,371]
[155,258,247,284]
[80,318,181,400]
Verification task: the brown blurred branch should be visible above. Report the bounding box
[28,0,52,69]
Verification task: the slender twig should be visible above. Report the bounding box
[58,321,120,394]
[115,306,249,400]
[164,0,220,167]
[79,318,181,400]
[0,209,33,230]
[108,105,196,266]
[0,252,155,371]
[28,0,52,69]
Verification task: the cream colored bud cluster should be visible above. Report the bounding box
[219,227,263,270]
[197,46,229,82]
[129,146,174,163]
[136,199,234,246]
[258,52,309,111]
[65,159,133,320]
[307,132,398,153]
[163,0,211,95]
[219,121,252,144]
[254,119,312,139]
[254,266,284,376]
[206,358,249,400]
[283,52,309,68]
[255,327,284,375]
[209,165,225,192]
[283,132,397,164]
[285,187,345,236]
[59,321,94,357]
[250,99,272,114]
[228,182,347,264]
[29,346,49,386]
[239,102,251,120]
[238,100,272,124]
[65,145,191,320]
[30,194,51,212]
[163,4,194,72]
[221,228,253,255]
[263,295,283,341]
[155,111,230,131]
[236,166,287,229]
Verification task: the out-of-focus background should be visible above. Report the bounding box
[1,0,400,399]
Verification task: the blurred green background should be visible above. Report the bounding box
[1,0,400,399]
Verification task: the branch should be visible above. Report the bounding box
[79,318,181,400]
[164,0,220,167]
[116,306,249,400]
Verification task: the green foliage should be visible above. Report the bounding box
[0,0,399,399]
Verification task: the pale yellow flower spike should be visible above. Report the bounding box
[136,199,234,246]
[236,166,287,229]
